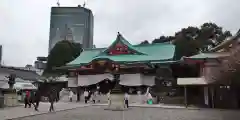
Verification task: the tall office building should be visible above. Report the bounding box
[48,5,94,52]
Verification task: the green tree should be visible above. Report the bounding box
[140,22,232,60]
[152,36,174,43]
[197,23,232,52]
[173,23,232,59]
[43,40,83,76]
[173,26,200,60]
[208,30,240,84]
[140,40,150,45]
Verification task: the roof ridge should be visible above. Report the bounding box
[134,42,173,47]
[101,33,146,55]
[0,66,39,74]
[83,47,106,51]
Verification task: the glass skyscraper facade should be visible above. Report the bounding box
[48,6,94,52]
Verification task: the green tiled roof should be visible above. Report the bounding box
[68,48,105,65]
[185,52,229,60]
[67,43,175,66]
[66,33,175,67]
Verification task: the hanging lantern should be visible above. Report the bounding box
[115,64,119,71]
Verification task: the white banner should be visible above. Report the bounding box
[119,74,155,86]
[68,77,78,87]
[141,75,155,86]
[78,74,113,86]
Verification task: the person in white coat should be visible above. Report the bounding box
[147,92,153,104]
[84,90,89,104]
[137,90,142,103]
[69,90,74,102]
[124,92,130,108]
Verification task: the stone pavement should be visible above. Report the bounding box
[93,103,190,109]
[13,106,240,120]
[0,102,90,120]
[0,94,231,120]
[0,101,192,120]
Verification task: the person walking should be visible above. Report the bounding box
[48,91,55,112]
[84,90,89,104]
[107,91,111,108]
[147,92,153,104]
[97,91,101,103]
[24,91,31,108]
[124,92,130,108]
[34,91,41,111]
[69,90,74,102]
[92,91,97,104]
[137,90,142,104]
[29,92,37,110]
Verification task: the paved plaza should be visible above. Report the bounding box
[0,102,90,120]
[1,95,240,120]
[11,106,240,120]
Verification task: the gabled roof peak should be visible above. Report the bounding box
[98,33,146,56]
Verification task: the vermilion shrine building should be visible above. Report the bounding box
[62,32,177,95]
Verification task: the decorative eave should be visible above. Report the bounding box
[98,32,146,56]
[55,59,177,71]
[53,64,82,70]
[183,52,230,60]
[182,52,230,65]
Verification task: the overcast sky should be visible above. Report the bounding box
[0,0,239,67]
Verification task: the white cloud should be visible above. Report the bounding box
[0,0,239,66]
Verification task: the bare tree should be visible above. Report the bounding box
[207,30,240,84]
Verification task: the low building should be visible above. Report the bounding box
[0,66,41,102]
[178,31,240,108]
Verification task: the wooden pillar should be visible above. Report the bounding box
[184,85,188,108]
[77,87,80,102]
[210,87,215,108]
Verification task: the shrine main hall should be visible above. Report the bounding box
[61,32,177,93]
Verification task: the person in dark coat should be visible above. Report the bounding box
[48,91,55,112]
[33,91,41,111]
[24,91,31,108]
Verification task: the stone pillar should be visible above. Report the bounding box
[105,77,126,111]
[3,91,18,107]
[105,94,125,111]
